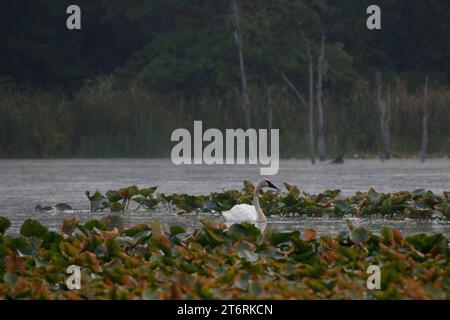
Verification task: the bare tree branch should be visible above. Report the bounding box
[300,26,316,165]
[375,71,392,160]
[317,33,326,161]
[275,68,308,109]
[266,82,273,154]
[232,0,251,129]
[420,75,429,163]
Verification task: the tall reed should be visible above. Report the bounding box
[0,76,448,159]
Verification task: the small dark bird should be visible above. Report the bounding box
[34,205,53,212]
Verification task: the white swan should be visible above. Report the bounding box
[222,179,279,223]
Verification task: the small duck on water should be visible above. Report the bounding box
[34,204,54,212]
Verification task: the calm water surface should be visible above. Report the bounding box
[0,158,449,235]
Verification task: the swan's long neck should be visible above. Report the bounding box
[253,181,267,222]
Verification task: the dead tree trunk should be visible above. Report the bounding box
[375,71,392,159]
[420,75,429,163]
[386,85,391,147]
[317,34,326,161]
[232,0,251,129]
[301,30,316,165]
[266,83,273,154]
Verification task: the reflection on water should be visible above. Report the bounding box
[0,158,449,235]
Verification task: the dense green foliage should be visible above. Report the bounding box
[0,216,449,299]
[0,1,449,158]
[79,181,450,220]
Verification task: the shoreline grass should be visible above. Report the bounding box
[1,78,449,159]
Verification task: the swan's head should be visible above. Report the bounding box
[261,179,279,190]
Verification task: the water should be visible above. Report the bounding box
[0,158,449,236]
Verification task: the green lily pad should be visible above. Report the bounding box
[139,186,158,197]
[268,230,300,246]
[334,200,354,214]
[83,219,107,231]
[9,237,29,251]
[20,219,48,238]
[105,201,125,212]
[61,217,79,236]
[122,224,150,237]
[350,227,370,245]
[203,227,227,247]
[34,257,48,268]
[169,225,186,236]
[227,222,261,240]
[0,217,11,234]
[101,214,125,231]
[13,236,42,258]
[142,290,160,300]
[3,272,18,286]
[406,233,447,254]
[235,272,250,290]
[86,190,108,211]
[412,189,426,197]
[42,231,64,249]
[55,203,73,211]
[236,243,259,263]
[106,238,121,258]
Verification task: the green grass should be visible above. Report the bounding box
[0,77,449,159]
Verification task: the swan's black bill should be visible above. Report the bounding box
[267,181,279,190]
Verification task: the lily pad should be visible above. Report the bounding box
[55,203,73,211]
[61,217,79,236]
[20,219,48,238]
[268,230,300,246]
[350,227,370,245]
[227,222,261,240]
[169,225,186,236]
[101,214,125,232]
[405,233,447,254]
[0,217,11,234]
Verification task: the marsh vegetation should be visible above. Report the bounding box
[0,215,449,299]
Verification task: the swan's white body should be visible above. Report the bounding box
[222,179,278,223]
[223,204,259,222]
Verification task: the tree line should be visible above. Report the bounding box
[0,0,449,160]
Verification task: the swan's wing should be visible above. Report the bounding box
[223,204,257,222]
